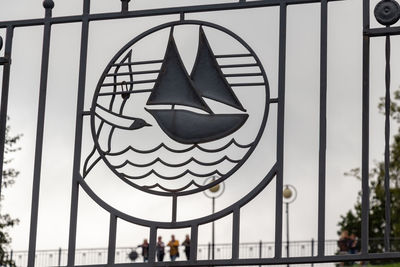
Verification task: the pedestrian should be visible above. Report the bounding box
[337,230,351,266]
[156,236,165,262]
[167,234,180,261]
[349,233,360,254]
[138,239,149,262]
[182,234,190,260]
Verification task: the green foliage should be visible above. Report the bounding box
[0,120,21,267]
[338,92,400,260]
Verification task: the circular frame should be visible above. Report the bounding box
[89,20,271,197]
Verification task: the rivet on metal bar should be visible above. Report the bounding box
[121,0,131,13]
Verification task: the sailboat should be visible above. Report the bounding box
[145,26,248,144]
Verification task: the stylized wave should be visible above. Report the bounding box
[112,155,240,169]
[122,169,223,180]
[142,180,204,193]
[106,138,253,156]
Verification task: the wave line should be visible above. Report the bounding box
[106,138,253,156]
[142,180,204,193]
[122,169,223,180]
[112,155,240,169]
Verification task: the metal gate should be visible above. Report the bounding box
[0,0,399,266]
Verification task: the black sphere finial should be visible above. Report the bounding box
[43,0,55,9]
[374,0,400,26]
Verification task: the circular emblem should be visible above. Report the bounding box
[85,20,270,200]
[374,0,400,26]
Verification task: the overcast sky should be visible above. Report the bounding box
[0,0,398,260]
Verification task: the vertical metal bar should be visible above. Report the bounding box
[0,26,14,199]
[107,214,117,265]
[27,5,53,267]
[361,0,370,255]
[208,242,211,260]
[67,1,90,266]
[318,0,328,257]
[275,0,287,259]
[190,225,198,262]
[384,32,391,252]
[259,240,262,267]
[148,227,157,263]
[58,248,62,267]
[286,202,289,261]
[212,197,216,260]
[232,208,240,260]
[121,0,130,13]
[172,195,177,223]
[311,239,314,267]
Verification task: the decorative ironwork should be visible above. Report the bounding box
[85,20,270,199]
[0,0,399,266]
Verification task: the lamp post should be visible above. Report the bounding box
[282,184,297,266]
[203,176,225,260]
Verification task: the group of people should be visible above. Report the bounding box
[138,234,191,262]
[337,230,361,266]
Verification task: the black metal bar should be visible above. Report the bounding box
[190,225,198,262]
[220,63,259,68]
[67,1,90,266]
[0,26,14,199]
[98,89,152,97]
[212,197,216,260]
[102,79,157,87]
[384,32,391,252]
[172,195,177,223]
[105,69,160,76]
[232,209,240,260]
[361,0,370,255]
[215,53,252,58]
[229,83,265,87]
[275,1,287,259]
[224,73,263,77]
[311,239,314,267]
[121,0,130,13]
[107,214,117,265]
[27,5,53,267]
[318,0,328,257]
[148,227,157,263]
[111,59,163,67]
[68,252,400,267]
[366,26,400,37]
[58,248,62,267]
[0,0,344,29]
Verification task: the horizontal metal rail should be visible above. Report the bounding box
[0,0,344,29]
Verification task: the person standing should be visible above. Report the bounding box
[167,235,180,261]
[156,236,165,262]
[182,234,191,260]
[139,239,149,262]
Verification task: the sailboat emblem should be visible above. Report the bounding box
[146,27,248,144]
[86,21,270,196]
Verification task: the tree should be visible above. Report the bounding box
[338,91,400,259]
[0,120,21,266]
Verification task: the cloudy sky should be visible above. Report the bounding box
[0,0,398,260]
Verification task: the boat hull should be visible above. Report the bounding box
[146,109,248,144]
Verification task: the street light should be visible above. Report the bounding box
[283,184,297,265]
[203,176,225,260]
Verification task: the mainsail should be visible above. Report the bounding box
[191,27,246,112]
[146,28,212,113]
